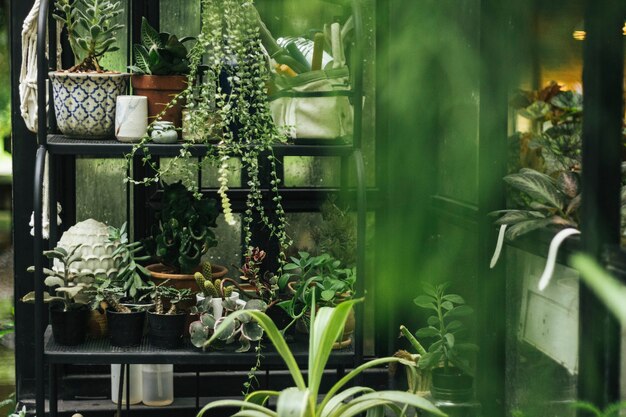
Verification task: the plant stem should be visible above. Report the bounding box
[400,325,427,356]
[436,290,448,372]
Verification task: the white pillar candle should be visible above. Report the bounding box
[115,95,148,143]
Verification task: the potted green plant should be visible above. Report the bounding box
[125,0,291,266]
[22,246,91,346]
[97,223,152,347]
[144,181,227,290]
[129,17,194,129]
[278,252,355,347]
[411,283,478,403]
[197,298,444,417]
[141,280,191,348]
[188,297,266,353]
[50,0,129,138]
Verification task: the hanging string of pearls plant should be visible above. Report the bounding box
[124,0,292,261]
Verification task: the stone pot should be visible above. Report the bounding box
[49,72,129,138]
[131,75,187,129]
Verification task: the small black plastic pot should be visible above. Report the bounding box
[431,367,474,402]
[147,310,187,349]
[50,305,88,346]
[106,309,146,347]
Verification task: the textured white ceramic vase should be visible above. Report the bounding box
[54,218,121,280]
[115,95,148,143]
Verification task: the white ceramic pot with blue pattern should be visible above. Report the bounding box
[49,72,130,139]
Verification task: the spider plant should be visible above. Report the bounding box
[198,297,444,417]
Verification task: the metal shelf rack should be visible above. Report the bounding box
[32,1,367,416]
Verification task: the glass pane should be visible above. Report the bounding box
[203,214,242,274]
[99,0,129,72]
[159,157,199,188]
[75,158,127,227]
[506,248,578,417]
[160,0,201,39]
[283,157,340,188]
[200,157,242,189]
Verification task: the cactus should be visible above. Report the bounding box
[202,261,213,281]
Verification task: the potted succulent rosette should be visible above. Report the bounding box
[23,246,92,346]
[50,0,129,138]
[141,280,191,348]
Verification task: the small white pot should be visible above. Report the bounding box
[115,95,148,142]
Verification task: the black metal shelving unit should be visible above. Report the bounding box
[31,1,367,416]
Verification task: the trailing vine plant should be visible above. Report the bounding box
[124,0,292,259]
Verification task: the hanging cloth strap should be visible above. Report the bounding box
[19,0,62,133]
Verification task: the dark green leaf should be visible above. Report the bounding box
[442,294,465,304]
[444,333,455,348]
[415,327,439,338]
[504,168,563,209]
[445,305,474,318]
[413,295,436,309]
[140,16,162,49]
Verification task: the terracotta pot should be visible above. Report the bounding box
[131,75,187,129]
[146,263,228,292]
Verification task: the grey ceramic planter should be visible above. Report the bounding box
[49,72,129,138]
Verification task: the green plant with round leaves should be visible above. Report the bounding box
[129,17,194,75]
[144,181,219,274]
[22,246,92,311]
[189,298,266,353]
[278,252,355,332]
[198,297,444,417]
[53,0,124,72]
[412,283,477,376]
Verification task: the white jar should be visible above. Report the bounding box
[142,364,174,406]
[111,364,142,405]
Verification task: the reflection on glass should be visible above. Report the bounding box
[203,214,242,273]
[284,157,340,187]
[76,158,127,227]
[98,0,128,72]
[160,0,201,39]
[201,157,242,189]
[159,157,199,188]
[506,248,578,417]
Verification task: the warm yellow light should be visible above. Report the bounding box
[573,22,626,40]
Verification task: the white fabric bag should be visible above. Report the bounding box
[269,67,353,140]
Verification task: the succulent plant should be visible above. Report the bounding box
[108,223,151,300]
[141,280,191,315]
[195,262,233,298]
[189,298,266,352]
[23,246,92,311]
[145,181,219,274]
[129,17,194,76]
[53,0,124,72]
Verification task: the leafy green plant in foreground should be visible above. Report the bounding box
[412,283,477,375]
[199,298,444,417]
